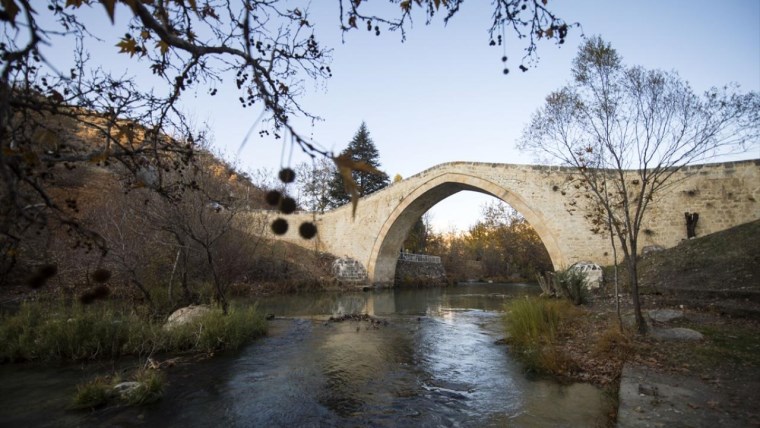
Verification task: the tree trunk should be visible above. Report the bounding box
[205,247,228,315]
[606,213,623,332]
[627,254,647,334]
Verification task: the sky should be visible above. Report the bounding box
[36,1,760,233]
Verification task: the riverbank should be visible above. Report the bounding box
[528,220,760,426]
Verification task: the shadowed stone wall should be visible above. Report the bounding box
[394,259,447,286]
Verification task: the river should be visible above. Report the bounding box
[0,283,611,427]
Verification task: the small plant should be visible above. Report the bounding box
[536,271,558,297]
[535,268,588,305]
[71,376,112,410]
[554,268,588,305]
[593,323,632,358]
[124,369,166,406]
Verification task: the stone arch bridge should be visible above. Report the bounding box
[245,160,760,286]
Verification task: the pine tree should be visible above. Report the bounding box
[327,122,390,208]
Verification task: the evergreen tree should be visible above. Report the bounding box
[327,122,390,207]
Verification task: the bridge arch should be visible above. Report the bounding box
[366,172,566,286]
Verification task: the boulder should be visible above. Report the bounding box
[648,309,684,323]
[651,327,704,341]
[164,305,212,330]
[112,381,142,399]
[642,245,666,256]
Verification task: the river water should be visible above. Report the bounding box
[0,283,611,427]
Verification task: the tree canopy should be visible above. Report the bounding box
[519,36,760,333]
[327,122,390,208]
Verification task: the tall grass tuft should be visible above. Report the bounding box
[0,301,267,362]
[125,369,166,405]
[504,297,579,373]
[164,305,267,353]
[71,376,112,410]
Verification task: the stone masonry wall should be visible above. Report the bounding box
[394,259,447,286]
[245,159,760,285]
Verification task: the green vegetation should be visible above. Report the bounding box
[163,305,267,353]
[125,369,167,406]
[425,201,553,283]
[0,301,266,363]
[326,122,391,208]
[554,268,588,305]
[71,376,112,410]
[71,368,166,409]
[663,321,760,369]
[503,297,579,373]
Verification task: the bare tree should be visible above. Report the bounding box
[519,36,759,334]
[294,157,334,213]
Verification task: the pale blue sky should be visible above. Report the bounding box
[37,1,760,232]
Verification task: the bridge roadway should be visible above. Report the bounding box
[244,160,760,286]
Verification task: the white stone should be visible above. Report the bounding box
[112,381,142,399]
[164,305,212,330]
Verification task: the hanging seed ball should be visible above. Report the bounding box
[92,268,111,283]
[271,218,289,235]
[501,55,507,63]
[27,274,48,289]
[279,196,297,214]
[299,222,317,240]
[92,285,110,299]
[39,263,58,278]
[265,190,282,206]
[79,291,96,305]
[278,168,296,183]
[503,68,510,75]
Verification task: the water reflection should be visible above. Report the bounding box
[259,282,539,318]
[0,283,611,427]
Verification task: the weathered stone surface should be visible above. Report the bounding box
[164,305,211,330]
[394,259,446,286]
[647,309,684,323]
[651,327,704,341]
[331,257,367,283]
[112,381,141,399]
[245,160,760,286]
[642,245,665,256]
[617,363,752,427]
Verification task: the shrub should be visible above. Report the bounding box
[593,324,633,359]
[554,268,588,305]
[125,369,166,406]
[503,297,579,372]
[71,376,112,410]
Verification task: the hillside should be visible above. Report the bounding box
[638,219,760,317]
[0,106,334,310]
